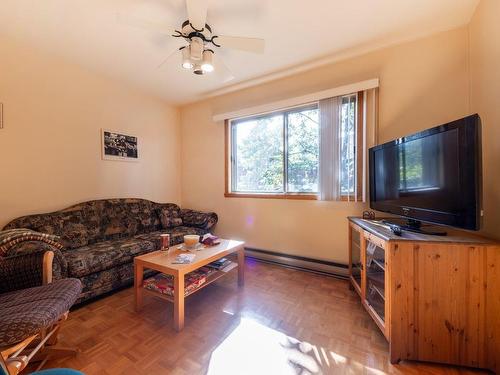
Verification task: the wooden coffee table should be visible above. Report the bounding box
[134,239,245,331]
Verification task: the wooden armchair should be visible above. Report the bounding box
[0,248,82,375]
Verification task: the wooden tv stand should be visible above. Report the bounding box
[348,217,500,373]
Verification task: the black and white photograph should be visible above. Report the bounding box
[101,129,139,161]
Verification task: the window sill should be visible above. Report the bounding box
[224,192,363,201]
[339,195,363,202]
[224,192,318,200]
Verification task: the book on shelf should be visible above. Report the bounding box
[220,262,237,273]
[207,258,232,270]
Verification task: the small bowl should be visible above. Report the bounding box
[184,235,200,248]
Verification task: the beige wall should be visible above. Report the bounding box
[469,0,500,239]
[180,27,470,264]
[0,36,181,227]
[3,15,492,264]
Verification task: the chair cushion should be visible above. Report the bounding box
[64,237,157,278]
[34,369,84,375]
[0,279,82,347]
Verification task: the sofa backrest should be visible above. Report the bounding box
[3,199,180,249]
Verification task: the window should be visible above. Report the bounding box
[225,93,362,199]
[228,105,319,197]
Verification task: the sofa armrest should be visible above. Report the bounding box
[0,241,68,293]
[180,209,218,231]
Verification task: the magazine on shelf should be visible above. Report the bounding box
[143,266,217,297]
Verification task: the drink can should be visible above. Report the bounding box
[160,233,170,251]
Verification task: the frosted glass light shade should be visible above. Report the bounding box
[201,50,214,73]
[190,37,203,61]
[181,47,193,69]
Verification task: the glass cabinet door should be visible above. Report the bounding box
[349,226,362,292]
[365,240,386,322]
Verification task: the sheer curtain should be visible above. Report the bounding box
[362,88,378,202]
[318,97,341,201]
[319,89,378,202]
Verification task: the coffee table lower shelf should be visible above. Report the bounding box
[142,266,236,303]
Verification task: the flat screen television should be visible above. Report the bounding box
[369,114,482,232]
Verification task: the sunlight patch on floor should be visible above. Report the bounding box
[207,318,388,375]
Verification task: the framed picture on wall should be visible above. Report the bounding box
[101,129,139,161]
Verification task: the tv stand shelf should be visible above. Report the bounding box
[348,217,500,373]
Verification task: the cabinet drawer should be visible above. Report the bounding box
[364,231,386,249]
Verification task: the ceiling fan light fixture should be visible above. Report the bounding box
[190,37,204,61]
[201,50,214,73]
[193,64,204,75]
[181,46,193,69]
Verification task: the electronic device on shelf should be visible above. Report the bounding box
[369,114,482,235]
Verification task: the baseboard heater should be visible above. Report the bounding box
[244,247,349,279]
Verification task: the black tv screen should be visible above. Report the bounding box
[369,114,482,230]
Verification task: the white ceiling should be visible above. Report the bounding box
[0,0,479,104]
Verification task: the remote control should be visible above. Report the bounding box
[389,224,402,236]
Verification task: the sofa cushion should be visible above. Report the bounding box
[179,209,218,229]
[64,237,157,278]
[158,207,183,229]
[98,199,164,241]
[51,210,102,249]
[99,201,139,241]
[75,210,102,246]
[124,200,159,233]
[0,278,82,346]
[60,222,89,248]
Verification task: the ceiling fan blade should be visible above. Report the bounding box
[116,12,176,35]
[157,48,182,69]
[186,0,208,31]
[213,54,235,83]
[215,35,265,54]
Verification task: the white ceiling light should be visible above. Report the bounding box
[181,46,193,69]
[201,50,214,73]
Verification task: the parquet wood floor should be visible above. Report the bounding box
[36,259,489,374]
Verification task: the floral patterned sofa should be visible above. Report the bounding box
[2,198,217,303]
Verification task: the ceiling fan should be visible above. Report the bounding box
[119,0,265,78]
